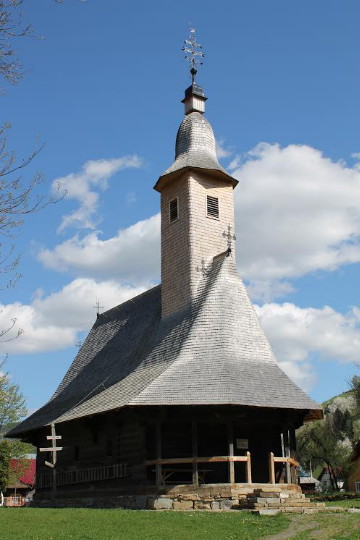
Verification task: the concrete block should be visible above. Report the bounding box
[211,501,220,510]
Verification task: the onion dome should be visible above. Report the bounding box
[154,83,237,191]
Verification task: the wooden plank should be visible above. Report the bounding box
[192,420,198,487]
[145,456,250,466]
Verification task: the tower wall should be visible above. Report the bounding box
[161,170,235,317]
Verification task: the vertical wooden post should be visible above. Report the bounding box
[192,420,199,486]
[289,427,297,484]
[155,421,162,486]
[269,452,275,484]
[283,429,291,484]
[246,451,252,484]
[227,421,235,484]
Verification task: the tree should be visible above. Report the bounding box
[297,395,356,490]
[0,1,32,88]
[0,360,26,432]
[0,360,33,491]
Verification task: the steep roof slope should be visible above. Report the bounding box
[9,255,322,437]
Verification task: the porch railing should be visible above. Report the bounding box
[145,453,252,485]
[37,463,128,489]
[4,495,25,507]
[268,452,299,484]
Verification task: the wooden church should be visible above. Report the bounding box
[9,34,323,510]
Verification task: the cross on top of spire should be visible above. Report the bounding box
[182,27,204,83]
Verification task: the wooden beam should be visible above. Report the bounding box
[145,456,250,466]
[155,421,162,486]
[283,429,291,483]
[269,452,275,484]
[245,451,252,484]
[227,421,235,484]
[192,420,198,487]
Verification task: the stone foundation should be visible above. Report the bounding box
[33,483,312,512]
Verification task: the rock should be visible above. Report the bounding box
[219,499,233,510]
[149,497,173,510]
[173,500,194,510]
[255,509,279,516]
[194,501,211,510]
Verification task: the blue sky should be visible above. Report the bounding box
[2,0,360,414]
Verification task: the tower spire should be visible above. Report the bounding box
[181,27,207,115]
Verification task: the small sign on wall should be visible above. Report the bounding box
[236,438,249,450]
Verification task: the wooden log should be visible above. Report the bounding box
[227,421,235,484]
[283,429,291,483]
[269,452,275,484]
[246,451,252,484]
[155,421,162,486]
[192,420,198,487]
[145,456,251,465]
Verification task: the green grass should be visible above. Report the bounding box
[324,498,360,508]
[0,508,289,540]
[284,513,360,540]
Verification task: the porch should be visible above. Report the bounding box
[145,409,299,486]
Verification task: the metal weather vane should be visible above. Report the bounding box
[182,27,205,83]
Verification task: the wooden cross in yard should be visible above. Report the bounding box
[39,422,63,500]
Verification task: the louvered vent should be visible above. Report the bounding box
[207,196,219,218]
[169,198,178,222]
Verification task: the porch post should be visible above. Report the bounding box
[155,421,162,486]
[269,452,275,484]
[289,427,297,484]
[192,419,199,486]
[227,421,235,484]
[283,428,291,483]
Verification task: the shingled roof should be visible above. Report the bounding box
[9,254,322,438]
[154,111,237,191]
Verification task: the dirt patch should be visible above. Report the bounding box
[264,513,360,540]
[264,516,318,540]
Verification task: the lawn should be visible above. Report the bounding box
[324,498,360,508]
[1,507,360,540]
[0,508,288,540]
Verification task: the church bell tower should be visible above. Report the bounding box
[154,30,238,318]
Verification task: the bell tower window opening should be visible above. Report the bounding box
[207,195,219,219]
[169,197,179,223]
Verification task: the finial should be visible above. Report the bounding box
[182,27,204,84]
[93,299,104,318]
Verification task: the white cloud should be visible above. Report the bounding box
[0,279,147,354]
[256,302,360,390]
[39,214,161,282]
[233,143,360,300]
[42,143,360,301]
[216,139,233,159]
[55,156,143,232]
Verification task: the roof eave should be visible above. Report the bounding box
[154,166,238,192]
